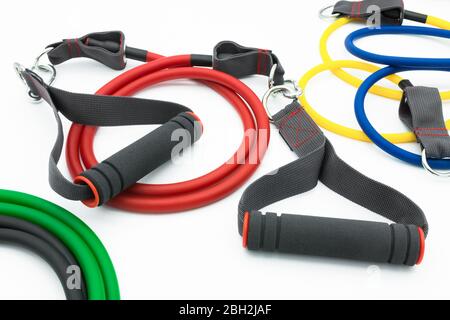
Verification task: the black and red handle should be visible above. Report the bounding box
[75,112,202,207]
[243,211,425,266]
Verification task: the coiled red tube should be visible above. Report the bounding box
[66,54,270,213]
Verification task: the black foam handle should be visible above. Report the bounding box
[246,211,423,266]
[80,112,202,206]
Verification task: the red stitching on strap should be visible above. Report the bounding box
[256,49,262,75]
[74,39,81,57]
[415,128,448,131]
[67,39,72,58]
[262,49,269,75]
[415,133,449,137]
[414,128,449,137]
[262,50,266,75]
[278,108,321,149]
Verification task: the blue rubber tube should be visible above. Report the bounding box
[347,25,450,168]
[354,66,450,169]
[345,26,450,69]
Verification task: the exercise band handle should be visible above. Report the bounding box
[76,112,203,207]
[245,211,424,266]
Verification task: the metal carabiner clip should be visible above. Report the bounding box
[14,48,57,103]
[263,68,303,122]
[319,4,341,21]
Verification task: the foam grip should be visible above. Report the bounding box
[246,211,423,266]
[79,112,202,206]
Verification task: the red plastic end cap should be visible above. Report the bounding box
[186,112,204,134]
[74,176,100,208]
[416,227,425,265]
[242,212,250,249]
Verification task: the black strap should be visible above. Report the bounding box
[213,41,285,85]
[20,69,192,201]
[399,81,450,159]
[46,31,286,85]
[332,0,404,25]
[47,31,127,70]
[238,101,428,235]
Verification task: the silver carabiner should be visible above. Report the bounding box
[319,4,341,21]
[268,64,301,99]
[14,48,57,103]
[32,48,57,86]
[262,82,303,122]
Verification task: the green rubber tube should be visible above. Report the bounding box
[0,189,120,300]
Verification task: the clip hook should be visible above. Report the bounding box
[14,48,57,103]
[263,81,303,122]
[319,4,340,20]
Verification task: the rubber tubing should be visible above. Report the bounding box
[66,54,270,213]
[0,189,120,300]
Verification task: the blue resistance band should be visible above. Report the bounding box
[347,25,450,169]
[355,66,450,169]
[345,26,450,69]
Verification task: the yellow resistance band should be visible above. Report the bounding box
[299,60,450,143]
[298,15,450,143]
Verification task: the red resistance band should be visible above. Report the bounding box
[65,53,270,213]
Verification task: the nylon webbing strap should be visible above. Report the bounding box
[399,85,450,159]
[213,41,285,86]
[21,69,191,201]
[238,102,428,235]
[332,0,404,25]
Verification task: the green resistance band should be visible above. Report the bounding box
[0,189,120,300]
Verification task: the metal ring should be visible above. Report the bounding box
[421,149,450,177]
[14,49,57,103]
[319,5,340,20]
[32,48,57,88]
[28,91,42,102]
[24,64,56,103]
[33,48,53,70]
[31,63,57,87]
[262,83,303,122]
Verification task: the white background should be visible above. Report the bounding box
[0,0,449,300]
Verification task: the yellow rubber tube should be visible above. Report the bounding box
[427,15,450,30]
[299,15,450,143]
[298,60,450,143]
